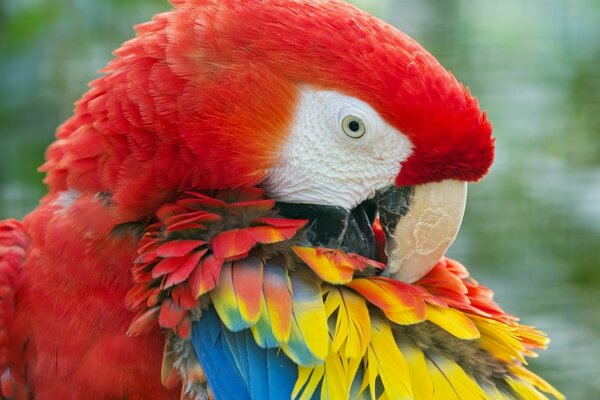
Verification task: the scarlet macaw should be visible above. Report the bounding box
[0,0,563,399]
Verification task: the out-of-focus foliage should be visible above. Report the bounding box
[1,0,599,398]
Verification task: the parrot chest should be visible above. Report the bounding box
[9,199,179,399]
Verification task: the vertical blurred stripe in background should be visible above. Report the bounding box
[1,1,598,398]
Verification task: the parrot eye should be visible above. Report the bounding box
[341,115,366,139]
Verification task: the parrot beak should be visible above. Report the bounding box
[275,180,467,284]
[375,180,467,283]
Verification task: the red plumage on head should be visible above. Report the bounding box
[193,0,495,186]
[43,0,493,219]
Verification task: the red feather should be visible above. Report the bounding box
[159,300,185,329]
[128,307,161,337]
[163,250,206,288]
[42,0,493,220]
[155,240,205,258]
[211,229,254,261]
[188,254,224,298]
[9,0,495,397]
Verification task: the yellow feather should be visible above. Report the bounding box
[428,365,460,400]
[292,365,325,400]
[282,271,329,365]
[293,351,357,400]
[320,352,349,400]
[397,340,434,400]
[344,355,363,398]
[471,315,526,363]
[292,367,312,399]
[325,287,371,359]
[348,278,426,326]
[516,325,550,349]
[509,365,565,400]
[506,378,550,400]
[363,317,412,400]
[484,385,513,400]
[366,344,378,400]
[426,353,489,400]
[292,247,355,284]
[426,305,480,340]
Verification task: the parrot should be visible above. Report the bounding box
[0,0,564,399]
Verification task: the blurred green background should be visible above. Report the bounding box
[1,0,598,398]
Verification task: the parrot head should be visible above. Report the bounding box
[58,0,493,282]
[165,0,493,282]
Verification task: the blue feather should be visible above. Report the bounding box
[192,306,297,399]
[191,307,250,400]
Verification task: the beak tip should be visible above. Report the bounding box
[390,255,446,283]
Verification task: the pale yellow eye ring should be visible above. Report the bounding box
[341,115,366,139]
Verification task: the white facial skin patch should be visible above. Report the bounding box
[264,87,413,210]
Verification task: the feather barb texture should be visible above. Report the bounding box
[128,190,563,400]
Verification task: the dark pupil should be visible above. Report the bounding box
[348,120,360,132]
